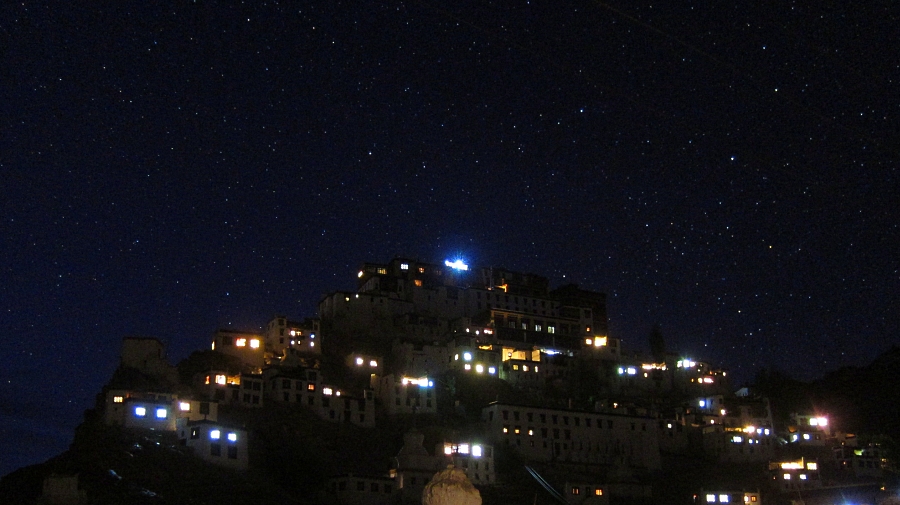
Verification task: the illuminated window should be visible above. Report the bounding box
[459,444,470,454]
[783,474,791,480]
[210,430,220,440]
[358,270,364,278]
[534,366,539,372]
[807,462,817,470]
[800,474,807,480]
[249,339,260,349]
[699,400,706,407]
[513,364,519,371]
[401,263,409,270]
[414,279,422,287]
[472,445,482,457]
[463,352,472,361]
[595,489,603,496]
[227,432,237,442]
[719,495,729,503]
[236,338,247,347]
[444,445,453,455]
[135,407,146,417]
[323,387,333,395]
[179,402,191,411]
[113,396,124,403]
[572,487,580,495]
[215,375,226,385]
[475,364,484,373]
[488,367,496,374]
[307,383,315,391]
[156,408,167,419]
[369,360,377,367]
[803,433,811,440]
[503,426,509,433]
[706,495,716,503]
[744,497,750,503]
[585,338,593,345]
[464,364,471,371]
[522,365,529,372]
[356,357,364,365]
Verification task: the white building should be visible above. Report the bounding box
[481,402,661,470]
[177,419,249,470]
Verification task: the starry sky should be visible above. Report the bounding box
[2,0,897,476]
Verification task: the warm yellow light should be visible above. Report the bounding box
[475,364,484,373]
[215,374,226,385]
[585,338,592,345]
[594,336,607,347]
[358,270,364,278]
[236,338,247,347]
[250,339,260,349]
[781,462,803,470]
[807,462,817,470]
[113,396,124,403]
[179,402,191,411]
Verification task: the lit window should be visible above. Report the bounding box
[522,365,529,372]
[135,407,146,417]
[472,445,482,457]
[800,474,807,480]
[454,354,459,361]
[699,400,706,407]
[706,494,716,503]
[156,408,167,419]
[595,489,603,496]
[250,339,260,349]
[585,338,593,345]
[803,433,811,440]
[358,270,364,278]
[179,402,191,411]
[236,338,247,347]
[307,383,315,391]
[444,445,453,455]
[476,364,484,373]
[324,388,333,395]
[369,360,377,367]
[216,375,226,385]
[464,364,471,371]
[227,432,237,442]
[210,430,221,440]
[459,444,470,454]
[310,342,315,347]
[290,330,296,336]
[463,352,472,361]
[113,396,124,403]
[503,426,509,433]
[414,279,423,287]
[488,367,496,374]
[732,436,743,443]
[534,366,539,372]
[807,462,817,470]
[783,474,791,480]
[720,495,729,503]
[401,263,409,270]
[356,357,364,365]
[572,487,580,495]
[744,497,750,503]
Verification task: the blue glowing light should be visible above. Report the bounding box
[444,259,469,271]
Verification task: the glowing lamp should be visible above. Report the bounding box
[444,259,469,271]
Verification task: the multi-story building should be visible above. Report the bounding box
[264,315,320,357]
[264,367,375,427]
[318,257,610,353]
[211,329,265,369]
[438,440,496,486]
[177,419,249,470]
[372,374,437,416]
[481,402,661,470]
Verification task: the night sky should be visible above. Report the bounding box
[2,1,897,476]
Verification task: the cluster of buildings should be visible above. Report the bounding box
[100,257,890,505]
